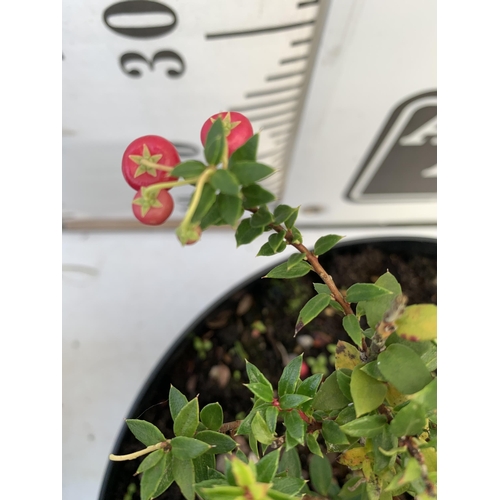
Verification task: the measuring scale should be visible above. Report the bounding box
[62,1,436,499]
[62,0,436,226]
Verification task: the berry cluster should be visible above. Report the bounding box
[121,112,253,243]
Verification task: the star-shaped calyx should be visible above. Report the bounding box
[211,112,241,137]
[132,187,163,217]
[129,144,163,178]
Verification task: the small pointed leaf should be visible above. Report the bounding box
[295,294,331,335]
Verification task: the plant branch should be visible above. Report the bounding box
[246,208,353,316]
[400,436,436,497]
[109,441,168,461]
[144,177,198,193]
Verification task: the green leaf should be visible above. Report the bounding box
[346,283,393,303]
[273,204,298,226]
[342,314,364,348]
[412,378,437,413]
[140,451,168,500]
[204,117,225,165]
[229,161,274,186]
[295,294,331,335]
[268,232,285,251]
[256,449,280,483]
[200,403,224,431]
[193,453,216,483]
[210,169,240,196]
[306,431,323,458]
[321,420,349,448]
[372,425,398,473]
[360,361,386,382]
[278,355,303,397]
[279,394,312,410]
[290,227,302,244]
[390,401,427,437]
[191,183,217,224]
[340,415,387,438]
[309,454,332,496]
[235,408,256,436]
[297,373,323,398]
[359,272,402,329]
[200,203,223,230]
[216,193,242,227]
[246,361,273,388]
[245,382,274,402]
[171,436,211,460]
[351,364,388,417]
[252,411,275,445]
[385,457,421,491]
[313,283,330,295]
[265,261,311,279]
[195,431,237,454]
[336,369,353,402]
[286,253,306,270]
[271,478,306,497]
[170,160,206,179]
[169,385,188,421]
[229,133,259,165]
[284,410,306,444]
[395,304,437,341]
[172,456,195,500]
[250,206,274,227]
[377,344,432,394]
[312,372,350,411]
[313,234,344,256]
[152,453,174,498]
[265,406,279,434]
[242,184,276,208]
[173,398,199,438]
[257,240,286,256]
[136,449,164,474]
[126,419,166,447]
[278,447,301,478]
[335,405,357,426]
[235,218,265,246]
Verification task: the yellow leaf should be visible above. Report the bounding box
[335,341,361,370]
[421,447,437,473]
[338,447,367,469]
[395,304,437,341]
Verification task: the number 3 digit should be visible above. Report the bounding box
[120,50,185,78]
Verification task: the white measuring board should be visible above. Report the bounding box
[62,0,436,226]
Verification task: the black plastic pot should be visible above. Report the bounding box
[99,236,437,500]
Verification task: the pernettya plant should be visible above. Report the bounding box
[111,112,437,500]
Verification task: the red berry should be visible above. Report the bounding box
[200,112,253,157]
[300,362,310,379]
[122,135,180,190]
[132,188,174,226]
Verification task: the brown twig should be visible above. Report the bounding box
[400,436,436,497]
[246,208,353,316]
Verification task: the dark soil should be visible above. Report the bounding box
[100,238,437,500]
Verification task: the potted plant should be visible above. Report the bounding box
[103,112,437,500]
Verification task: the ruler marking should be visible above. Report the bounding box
[246,85,302,98]
[267,70,306,81]
[246,107,297,122]
[269,128,292,138]
[260,119,296,130]
[297,0,319,8]
[291,38,312,46]
[280,55,309,64]
[258,149,284,160]
[206,19,315,39]
[230,96,299,113]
